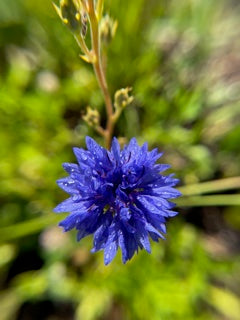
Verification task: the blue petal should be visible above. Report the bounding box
[116,187,129,202]
[149,232,160,242]
[125,138,139,161]
[119,208,136,233]
[92,225,108,252]
[150,186,182,198]
[104,240,118,265]
[154,164,171,172]
[118,231,137,263]
[118,230,128,263]
[120,207,131,220]
[54,197,86,213]
[85,136,103,159]
[111,137,121,163]
[125,235,137,262]
[59,211,87,231]
[62,162,79,174]
[135,196,166,217]
[76,210,101,241]
[136,143,148,164]
[92,212,112,251]
[77,228,90,241]
[164,174,180,186]
[145,222,165,240]
[145,211,166,232]
[56,177,79,194]
[73,147,95,168]
[134,221,151,253]
[125,138,138,154]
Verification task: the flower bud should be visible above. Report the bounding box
[54,0,81,32]
[100,14,118,44]
[114,87,133,110]
[82,106,100,127]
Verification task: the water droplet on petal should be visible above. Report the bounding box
[81,153,88,161]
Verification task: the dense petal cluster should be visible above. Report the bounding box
[54,137,181,264]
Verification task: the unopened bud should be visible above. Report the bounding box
[61,0,80,31]
[114,87,133,110]
[82,106,100,127]
[54,0,81,32]
[100,14,118,44]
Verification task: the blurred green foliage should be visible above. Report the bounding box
[0,0,240,319]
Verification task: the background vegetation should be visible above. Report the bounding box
[0,0,240,319]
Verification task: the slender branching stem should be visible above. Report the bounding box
[74,34,91,58]
[88,0,114,149]
[95,125,106,137]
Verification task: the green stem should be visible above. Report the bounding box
[97,0,104,20]
[88,0,114,149]
[74,34,92,59]
[0,214,66,243]
[179,176,240,196]
[176,194,240,207]
[95,124,106,137]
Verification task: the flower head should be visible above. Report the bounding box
[54,137,181,264]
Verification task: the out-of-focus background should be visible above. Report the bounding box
[0,0,240,319]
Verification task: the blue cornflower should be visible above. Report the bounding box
[54,137,181,264]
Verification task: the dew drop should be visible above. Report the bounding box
[81,153,88,161]
[72,194,79,201]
